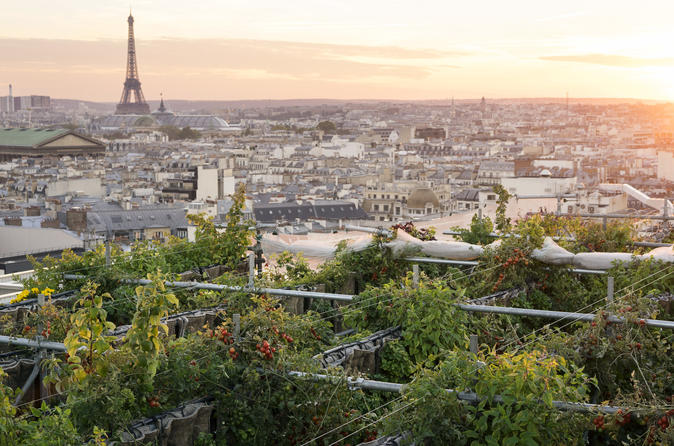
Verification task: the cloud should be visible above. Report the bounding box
[540,54,674,67]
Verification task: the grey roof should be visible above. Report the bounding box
[86,206,188,233]
[253,201,367,223]
[454,189,480,201]
[0,227,83,259]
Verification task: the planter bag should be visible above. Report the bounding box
[113,398,213,446]
[357,433,412,446]
[111,307,225,340]
[316,326,402,374]
[466,288,522,305]
[0,357,35,389]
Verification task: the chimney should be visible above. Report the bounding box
[8,84,14,113]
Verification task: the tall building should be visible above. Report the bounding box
[116,13,150,114]
[0,84,15,113]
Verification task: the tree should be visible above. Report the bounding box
[159,126,201,141]
[316,120,337,133]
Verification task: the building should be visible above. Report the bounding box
[0,128,105,161]
[80,206,189,243]
[657,149,674,182]
[414,127,446,141]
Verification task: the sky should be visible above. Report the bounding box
[2,0,674,102]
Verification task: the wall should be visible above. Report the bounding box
[657,150,674,182]
[47,178,104,198]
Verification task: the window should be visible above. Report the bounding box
[383,205,389,211]
[374,204,379,211]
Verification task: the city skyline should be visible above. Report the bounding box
[2,1,674,102]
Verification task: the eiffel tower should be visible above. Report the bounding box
[116,13,150,114]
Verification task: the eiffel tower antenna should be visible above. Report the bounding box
[116,11,150,114]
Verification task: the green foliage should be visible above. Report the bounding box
[388,350,591,445]
[345,276,468,366]
[453,213,494,245]
[60,282,116,385]
[159,125,201,140]
[316,120,337,132]
[493,184,512,233]
[123,271,179,389]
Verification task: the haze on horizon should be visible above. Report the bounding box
[2,0,674,103]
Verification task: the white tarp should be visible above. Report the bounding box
[533,236,674,270]
[261,233,372,258]
[262,231,674,271]
[385,229,485,260]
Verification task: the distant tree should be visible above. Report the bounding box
[61,123,80,131]
[316,120,337,133]
[102,131,126,140]
[159,125,201,141]
[178,126,201,140]
[159,125,181,140]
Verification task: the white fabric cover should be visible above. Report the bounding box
[639,245,674,263]
[385,229,484,260]
[572,252,635,270]
[261,234,372,258]
[261,230,674,271]
[531,237,575,265]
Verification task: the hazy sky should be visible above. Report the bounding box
[2,0,674,101]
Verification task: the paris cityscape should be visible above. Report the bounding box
[0,2,673,445]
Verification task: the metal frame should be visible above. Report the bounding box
[288,371,625,414]
[441,230,671,248]
[404,257,607,275]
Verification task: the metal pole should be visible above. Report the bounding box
[456,303,674,330]
[233,313,240,342]
[287,371,624,414]
[0,336,67,351]
[412,264,419,289]
[606,276,614,304]
[248,253,255,289]
[63,274,355,302]
[469,334,478,354]
[105,230,112,266]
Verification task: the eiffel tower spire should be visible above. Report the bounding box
[116,12,150,114]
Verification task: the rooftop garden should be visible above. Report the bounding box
[1,187,673,445]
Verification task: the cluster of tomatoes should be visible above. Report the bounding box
[615,409,631,426]
[228,347,238,360]
[657,411,672,431]
[256,340,276,360]
[492,248,529,291]
[362,429,378,442]
[592,415,605,430]
[204,326,234,345]
[391,222,436,241]
[146,395,161,408]
[40,320,52,338]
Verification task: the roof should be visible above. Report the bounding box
[0,128,105,158]
[0,128,103,149]
[407,188,440,209]
[454,189,481,201]
[0,128,69,147]
[0,227,83,259]
[86,207,188,233]
[253,201,367,223]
